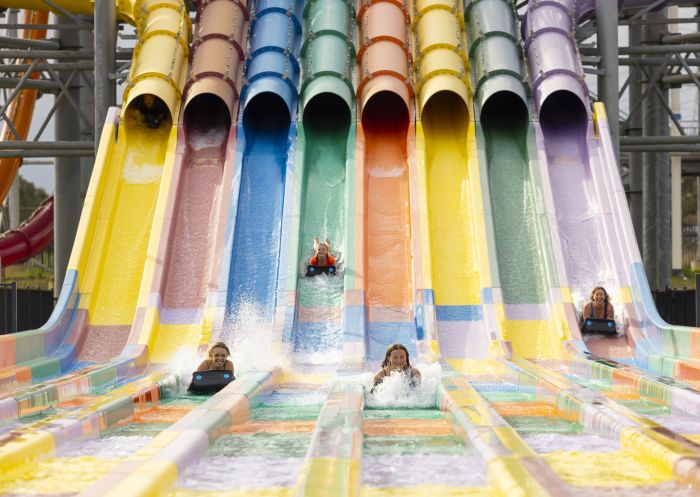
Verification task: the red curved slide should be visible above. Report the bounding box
[0,195,53,267]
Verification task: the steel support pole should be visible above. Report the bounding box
[629,22,644,252]
[671,6,685,279]
[671,155,682,275]
[696,273,700,325]
[696,177,700,266]
[94,0,116,154]
[642,9,671,290]
[54,15,84,296]
[696,7,700,269]
[6,10,19,231]
[79,17,94,197]
[596,1,620,162]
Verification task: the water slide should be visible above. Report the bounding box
[0,195,52,267]
[521,0,700,385]
[0,0,191,396]
[0,9,46,205]
[356,0,418,362]
[412,0,499,363]
[466,0,566,361]
[221,0,303,339]
[283,0,355,366]
[1,0,700,496]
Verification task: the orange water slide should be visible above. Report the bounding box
[0,10,48,205]
[356,0,415,346]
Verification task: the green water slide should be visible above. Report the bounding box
[286,0,355,358]
[466,0,562,358]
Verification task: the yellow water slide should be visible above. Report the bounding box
[412,0,496,360]
[0,0,190,378]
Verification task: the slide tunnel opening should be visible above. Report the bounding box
[126,94,173,130]
[183,93,231,154]
[540,90,588,143]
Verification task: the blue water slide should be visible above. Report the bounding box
[225,0,303,327]
[241,0,303,117]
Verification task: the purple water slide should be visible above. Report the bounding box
[522,0,678,363]
[522,0,637,350]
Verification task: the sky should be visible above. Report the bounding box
[10,7,700,195]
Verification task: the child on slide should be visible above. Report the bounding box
[372,343,421,393]
[309,236,335,267]
[196,342,234,373]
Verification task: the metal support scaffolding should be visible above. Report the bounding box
[577,4,700,284]
[642,9,671,290]
[54,14,89,294]
[94,0,116,153]
[596,1,620,162]
[629,22,644,251]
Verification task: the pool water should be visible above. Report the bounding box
[174,386,323,491]
[361,408,486,489]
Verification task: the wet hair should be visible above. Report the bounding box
[208,341,230,357]
[589,286,610,304]
[381,343,411,369]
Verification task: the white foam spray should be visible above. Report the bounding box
[362,362,442,408]
[220,300,288,374]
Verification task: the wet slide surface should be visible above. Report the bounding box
[226,97,290,327]
[542,113,604,294]
[78,119,172,363]
[292,96,349,357]
[363,94,414,355]
[483,106,546,306]
[540,104,633,359]
[162,107,228,314]
[149,103,231,360]
[482,97,564,359]
[423,93,478,306]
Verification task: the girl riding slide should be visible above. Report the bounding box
[309,236,335,266]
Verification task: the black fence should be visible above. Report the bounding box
[683,224,698,270]
[0,284,55,333]
[652,287,696,327]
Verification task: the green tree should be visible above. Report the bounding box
[19,177,49,220]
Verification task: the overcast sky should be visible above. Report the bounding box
[14,7,700,195]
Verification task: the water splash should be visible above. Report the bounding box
[122,162,163,184]
[220,300,288,373]
[169,346,202,393]
[363,363,442,408]
[367,165,406,178]
[189,124,227,151]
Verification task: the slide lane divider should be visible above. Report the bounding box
[0,372,175,476]
[511,358,700,489]
[294,381,364,496]
[76,369,279,497]
[440,371,574,497]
